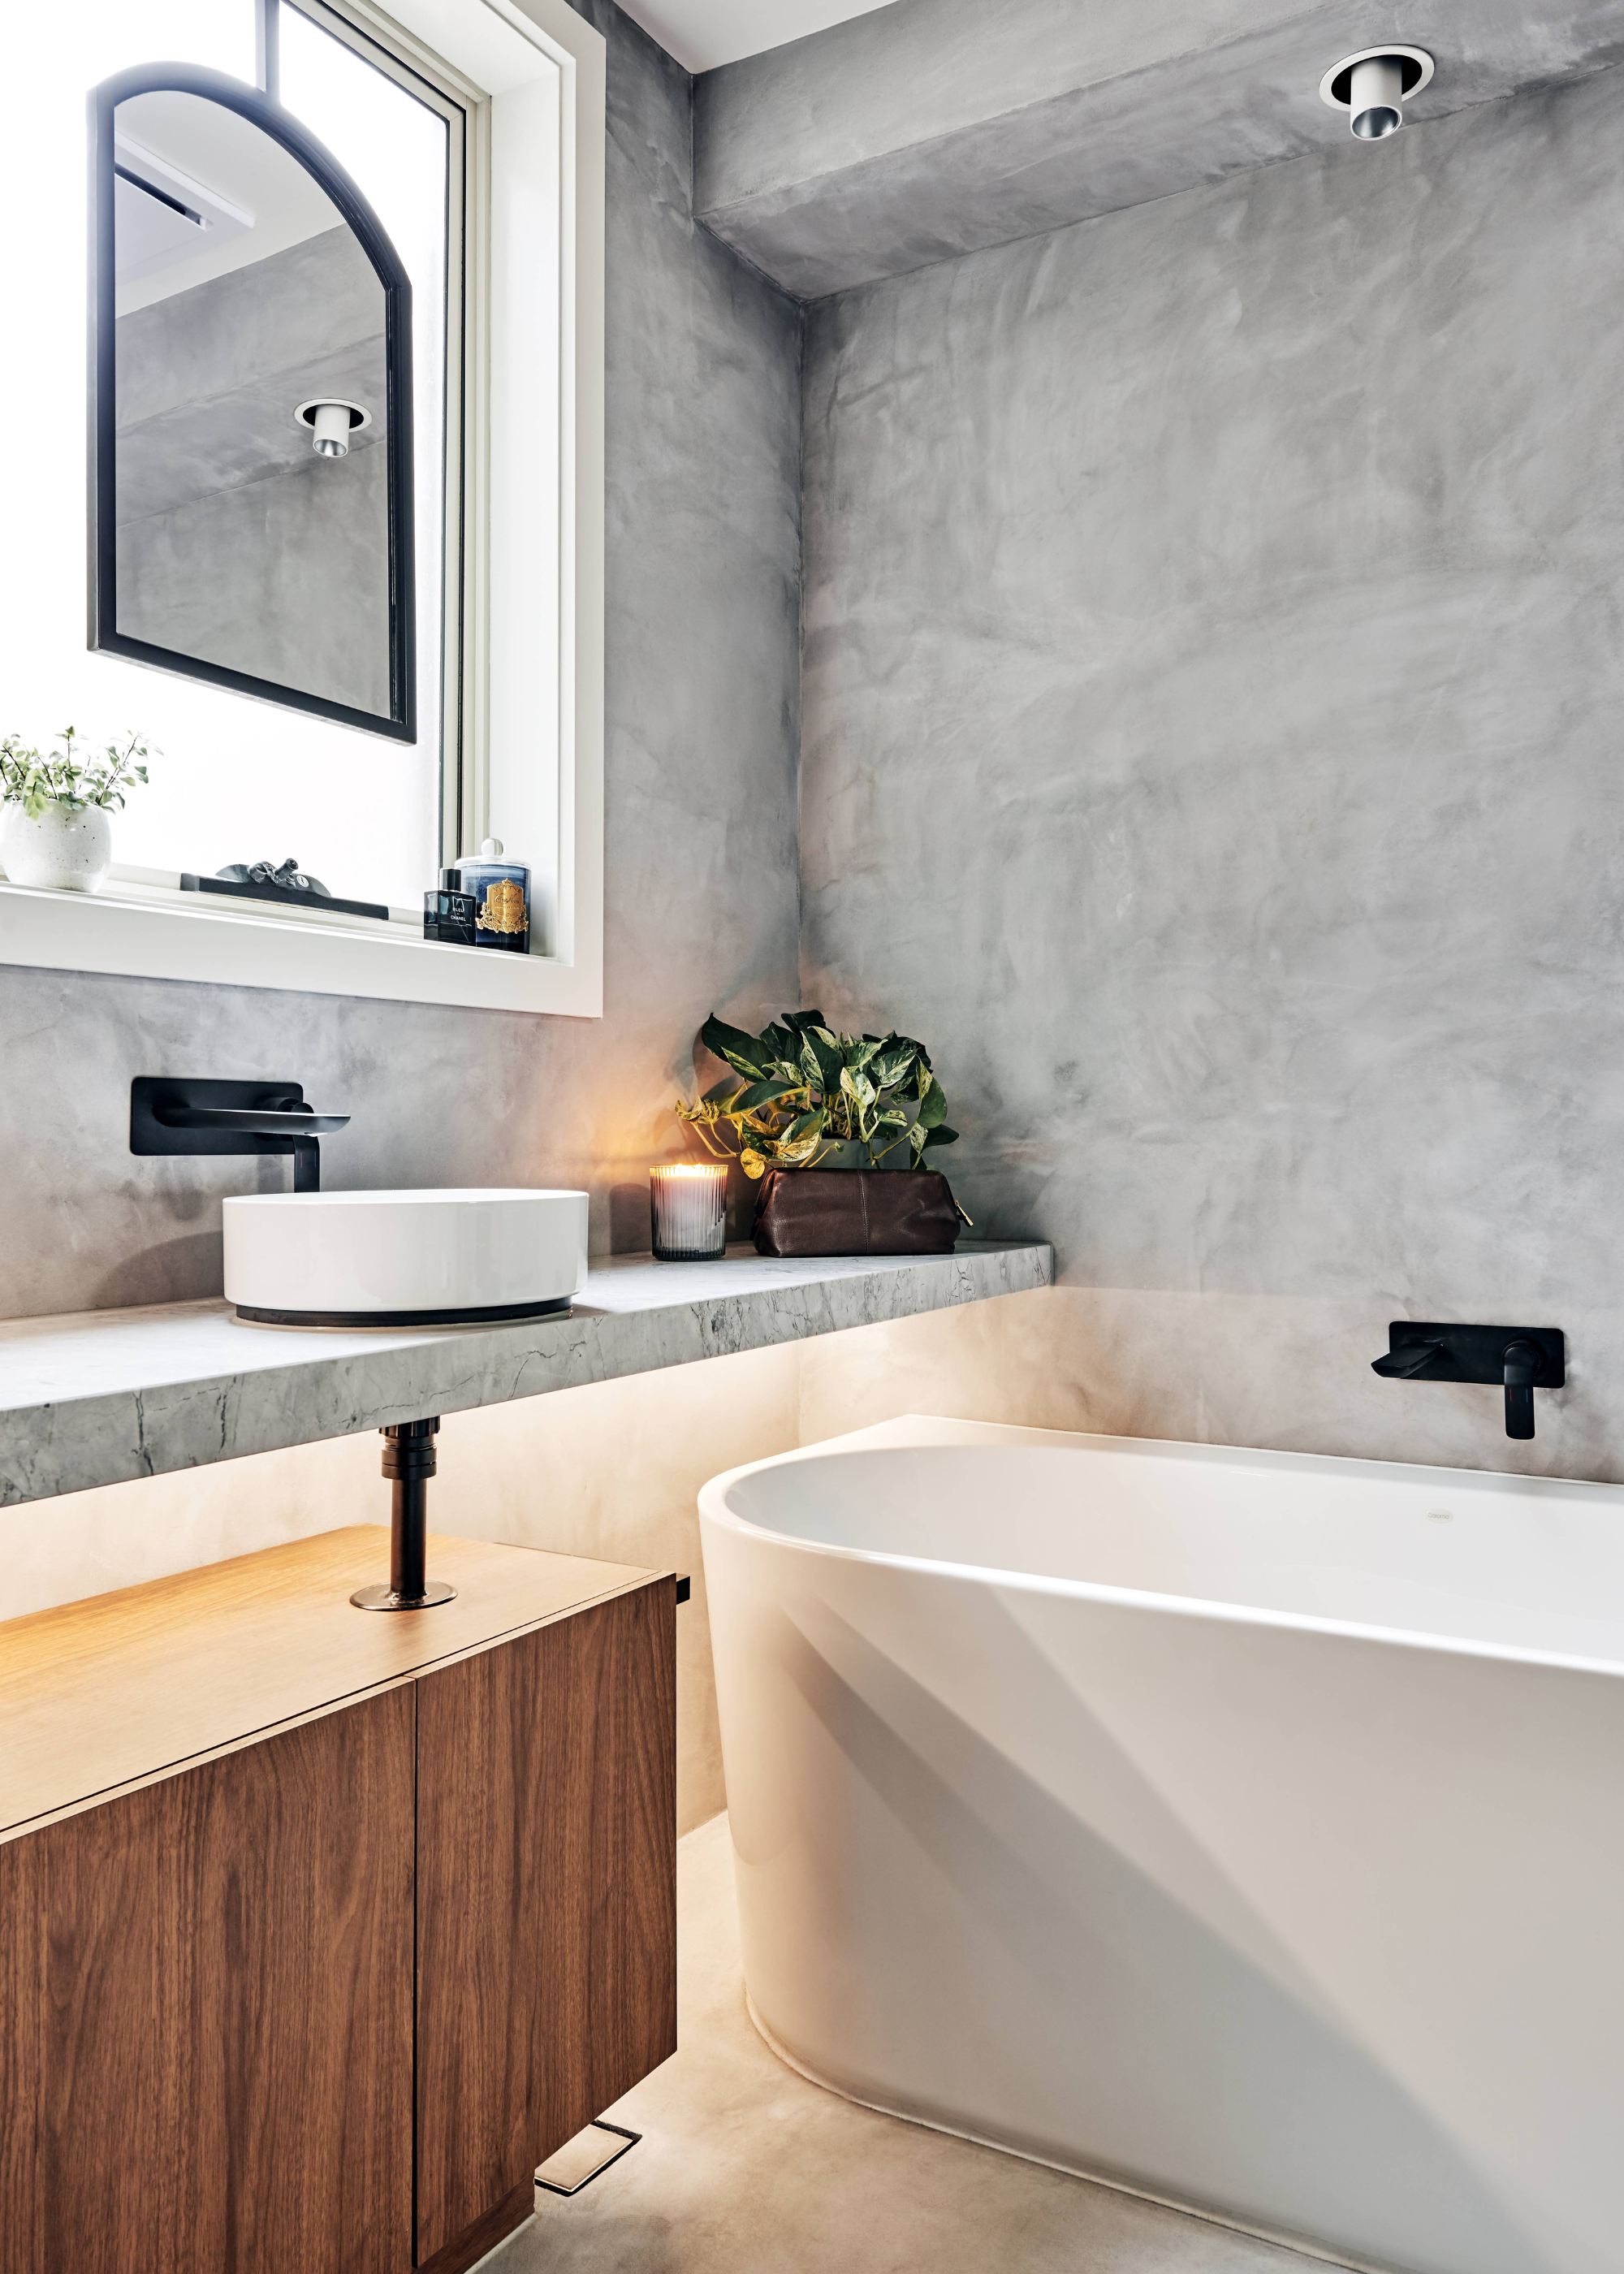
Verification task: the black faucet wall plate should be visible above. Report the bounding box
[1372,1321,1565,1441]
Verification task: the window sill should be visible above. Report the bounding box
[0,873,602,1016]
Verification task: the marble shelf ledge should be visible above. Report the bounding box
[0,1241,1053,1508]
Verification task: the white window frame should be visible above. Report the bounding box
[0,0,604,1018]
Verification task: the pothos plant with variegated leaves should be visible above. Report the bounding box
[676,1009,961,1178]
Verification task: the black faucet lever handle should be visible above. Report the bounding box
[1502,1340,1540,1441]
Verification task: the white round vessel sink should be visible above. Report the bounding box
[222,1187,589,1326]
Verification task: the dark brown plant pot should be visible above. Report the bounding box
[752,1167,960,1258]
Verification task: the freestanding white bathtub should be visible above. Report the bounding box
[698,1416,1624,2274]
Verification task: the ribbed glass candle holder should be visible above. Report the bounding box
[650,1162,728,1261]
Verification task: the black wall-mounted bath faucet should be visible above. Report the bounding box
[130,1077,351,1193]
[1371,1321,1566,1439]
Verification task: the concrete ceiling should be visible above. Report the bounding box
[695,0,1624,299]
[616,0,896,75]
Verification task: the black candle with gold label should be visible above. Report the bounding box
[458,838,530,953]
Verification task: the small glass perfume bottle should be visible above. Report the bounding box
[423,866,477,945]
[458,839,530,953]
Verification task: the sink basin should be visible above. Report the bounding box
[222,1188,589,1326]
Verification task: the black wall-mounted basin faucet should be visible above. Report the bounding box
[130,1077,351,1192]
[1371,1321,1565,1439]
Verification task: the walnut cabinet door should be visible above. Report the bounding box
[412,1579,678,2270]
[0,1686,415,2274]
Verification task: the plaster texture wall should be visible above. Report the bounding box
[695,0,1624,296]
[799,68,1624,1481]
[0,0,802,1322]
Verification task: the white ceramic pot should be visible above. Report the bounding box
[0,800,113,893]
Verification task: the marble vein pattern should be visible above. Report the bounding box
[0,1244,1053,1507]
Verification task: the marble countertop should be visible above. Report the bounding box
[0,1242,1053,1507]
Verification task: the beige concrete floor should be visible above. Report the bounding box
[495,1814,1323,2274]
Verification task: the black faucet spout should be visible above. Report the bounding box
[1371,1341,1447,1380]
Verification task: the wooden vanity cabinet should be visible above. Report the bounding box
[0,1529,677,2274]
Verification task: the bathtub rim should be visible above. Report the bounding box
[698,1415,1624,1683]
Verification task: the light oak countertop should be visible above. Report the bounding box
[0,1525,661,1844]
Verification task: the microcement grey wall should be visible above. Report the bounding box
[798,67,1624,1479]
[0,0,801,1319]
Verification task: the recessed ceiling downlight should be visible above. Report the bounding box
[1320,45,1435,141]
[294,398,373,459]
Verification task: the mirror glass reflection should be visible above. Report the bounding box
[110,87,399,727]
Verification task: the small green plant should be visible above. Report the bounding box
[677,1009,960,1178]
[0,727,152,819]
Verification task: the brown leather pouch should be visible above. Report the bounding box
[752,1168,961,1258]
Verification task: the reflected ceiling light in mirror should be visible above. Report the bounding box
[1320,45,1435,141]
[296,397,372,459]
[111,131,252,284]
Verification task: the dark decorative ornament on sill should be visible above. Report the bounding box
[180,856,389,923]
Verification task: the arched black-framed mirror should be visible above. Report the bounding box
[89,64,416,741]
